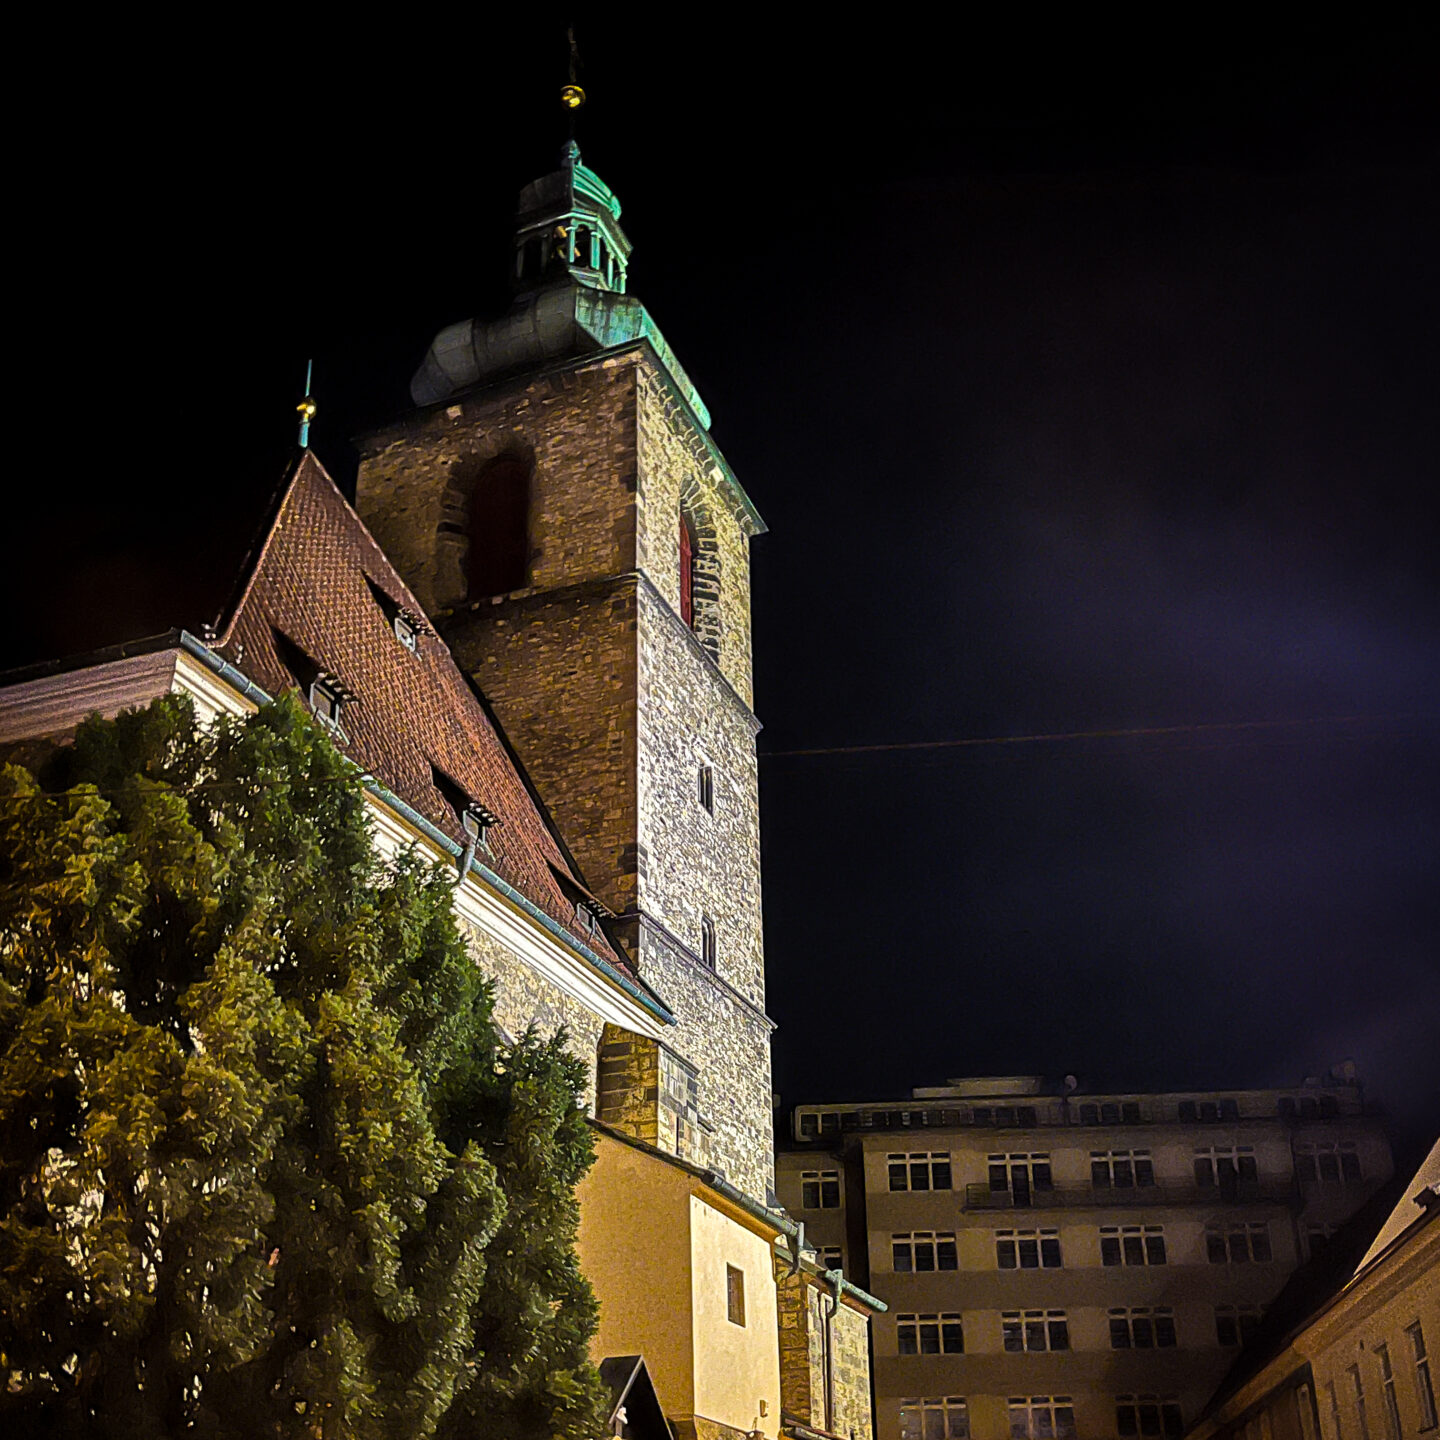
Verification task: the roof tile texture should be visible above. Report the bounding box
[219,452,633,978]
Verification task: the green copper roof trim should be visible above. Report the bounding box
[176,630,674,1027]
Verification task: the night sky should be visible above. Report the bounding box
[8,21,1438,1155]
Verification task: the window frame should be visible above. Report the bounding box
[995,1228,1062,1270]
[1101,1225,1167,1267]
[1110,1307,1177,1350]
[726,1263,745,1327]
[897,1312,965,1356]
[893,1231,959,1273]
[889,1152,954,1193]
[800,1169,841,1210]
[1002,1310,1070,1354]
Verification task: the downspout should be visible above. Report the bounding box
[821,1269,842,1435]
[455,833,479,885]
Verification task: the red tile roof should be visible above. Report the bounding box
[216,451,638,980]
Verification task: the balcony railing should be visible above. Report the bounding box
[962,1180,1296,1210]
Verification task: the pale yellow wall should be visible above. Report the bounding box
[1308,1224,1439,1440]
[576,1135,696,1417]
[690,1193,782,1437]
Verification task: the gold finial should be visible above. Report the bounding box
[562,26,585,110]
[296,359,316,448]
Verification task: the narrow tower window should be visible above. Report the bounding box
[700,915,716,970]
[679,511,696,627]
[467,455,530,599]
[697,762,714,813]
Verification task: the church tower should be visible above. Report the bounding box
[354,138,773,1200]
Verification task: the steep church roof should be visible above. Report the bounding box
[213,449,642,980]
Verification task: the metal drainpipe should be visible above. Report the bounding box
[455,834,478,886]
[821,1267,842,1435]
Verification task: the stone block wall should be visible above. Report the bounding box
[774,1256,877,1440]
[354,340,772,1201]
[459,917,605,1108]
[635,364,754,708]
[355,355,640,617]
[444,583,640,916]
[637,580,764,1011]
[831,1298,874,1440]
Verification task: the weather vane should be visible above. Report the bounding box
[560,26,585,115]
[296,358,317,449]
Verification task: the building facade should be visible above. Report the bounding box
[775,1074,1394,1440]
[0,135,877,1438]
[1184,1138,1439,1440]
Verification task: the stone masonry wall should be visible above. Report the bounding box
[831,1298,874,1440]
[637,580,764,1011]
[444,584,639,916]
[774,1259,876,1440]
[354,341,772,1200]
[635,364,754,708]
[355,355,640,617]
[458,917,604,1109]
[637,920,774,1201]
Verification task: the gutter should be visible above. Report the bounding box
[176,630,674,1028]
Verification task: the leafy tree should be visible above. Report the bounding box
[0,694,607,1438]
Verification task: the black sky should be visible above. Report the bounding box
[8,18,1438,1153]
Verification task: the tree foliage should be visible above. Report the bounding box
[0,694,606,1438]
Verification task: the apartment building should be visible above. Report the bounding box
[774,1074,1393,1440]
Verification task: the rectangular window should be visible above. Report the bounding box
[1008,1396,1076,1440]
[1215,1305,1264,1347]
[800,1170,841,1209]
[699,915,717,970]
[1092,1149,1155,1188]
[890,1152,954,1192]
[1193,1145,1259,1188]
[1101,1225,1167,1266]
[309,677,347,737]
[1077,1101,1142,1124]
[726,1264,745,1326]
[1329,1381,1345,1440]
[1295,1140,1363,1185]
[1350,1365,1371,1440]
[1110,1307,1177,1350]
[899,1397,969,1440]
[996,1228,1062,1270]
[1003,1310,1070,1353]
[898,1313,965,1355]
[817,1246,843,1270]
[893,1232,958,1273]
[1376,1343,1401,1440]
[1296,1383,1319,1440]
[1410,1322,1438,1430]
[697,763,714,813]
[988,1152,1053,1205]
[1206,1222,1272,1264]
[1116,1395,1184,1438]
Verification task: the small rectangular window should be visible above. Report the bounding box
[697,763,714,813]
[700,915,717,970]
[1410,1322,1438,1430]
[800,1170,841,1209]
[889,1152,953,1192]
[726,1264,745,1326]
[1101,1226,1165,1266]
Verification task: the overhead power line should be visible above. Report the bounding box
[761,712,1439,759]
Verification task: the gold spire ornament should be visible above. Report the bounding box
[297,359,317,448]
[562,26,585,110]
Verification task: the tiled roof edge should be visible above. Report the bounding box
[176,630,674,1027]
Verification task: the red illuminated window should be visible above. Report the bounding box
[679,511,696,627]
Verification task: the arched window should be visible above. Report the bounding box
[679,511,696,627]
[467,456,530,599]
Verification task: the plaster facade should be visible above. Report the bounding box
[778,1076,1395,1440]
